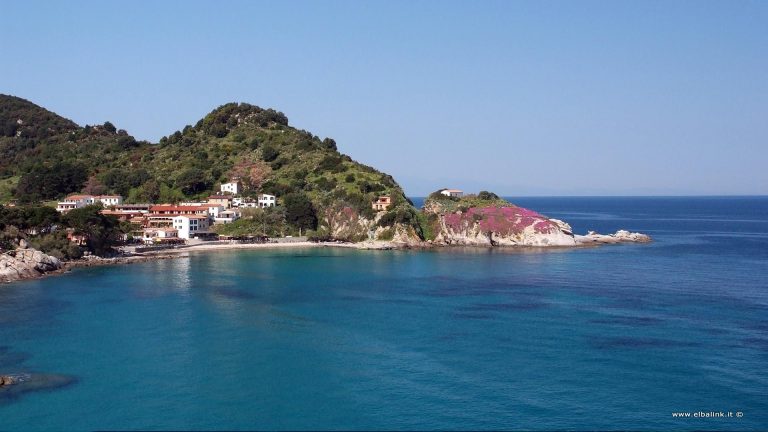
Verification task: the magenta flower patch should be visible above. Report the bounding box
[443,206,556,235]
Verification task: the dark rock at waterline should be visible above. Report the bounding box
[0,373,77,401]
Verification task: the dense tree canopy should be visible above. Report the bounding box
[283,192,317,232]
[63,204,121,255]
[0,205,60,233]
[15,161,88,202]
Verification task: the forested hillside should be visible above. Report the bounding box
[0,95,423,241]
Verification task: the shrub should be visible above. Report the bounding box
[478,190,500,201]
[316,155,344,173]
[29,231,83,260]
[262,145,279,162]
[377,228,394,241]
[322,138,337,151]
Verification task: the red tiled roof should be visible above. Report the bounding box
[148,214,206,219]
[149,205,207,212]
[64,194,94,200]
[100,210,142,216]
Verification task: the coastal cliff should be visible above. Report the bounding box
[422,192,650,247]
[423,193,575,246]
[431,206,577,247]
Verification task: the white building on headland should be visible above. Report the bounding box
[258,194,276,208]
[220,181,240,195]
[439,189,463,198]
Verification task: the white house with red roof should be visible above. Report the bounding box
[56,194,124,213]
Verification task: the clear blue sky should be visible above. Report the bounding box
[2,0,766,196]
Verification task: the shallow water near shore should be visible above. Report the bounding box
[1,197,767,430]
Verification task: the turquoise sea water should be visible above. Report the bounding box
[1,197,767,430]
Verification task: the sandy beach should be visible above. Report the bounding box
[62,240,394,272]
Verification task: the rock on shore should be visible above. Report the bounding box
[0,248,63,284]
[575,230,652,245]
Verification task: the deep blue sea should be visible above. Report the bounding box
[1,197,767,431]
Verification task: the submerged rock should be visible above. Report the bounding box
[0,373,77,401]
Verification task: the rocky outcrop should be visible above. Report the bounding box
[430,205,577,247]
[0,248,63,283]
[575,230,652,245]
[321,204,423,245]
[423,196,652,248]
[322,205,372,242]
[0,374,17,386]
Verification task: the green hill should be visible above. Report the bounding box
[0,95,422,241]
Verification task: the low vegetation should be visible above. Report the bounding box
[424,190,510,213]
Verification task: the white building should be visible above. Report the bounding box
[220,181,240,195]
[233,197,258,208]
[439,189,464,198]
[201,204,225,218]
[96,195,123,207]
[214,210,240,225]
[56,195,91,213]
[56,194,123,213]
[258,194,276,208]
[172,215,210,239]
[142,228,180,244]
[56,194,99,213]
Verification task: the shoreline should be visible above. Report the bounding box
[3,231,650,285]
[62,241,353,271]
